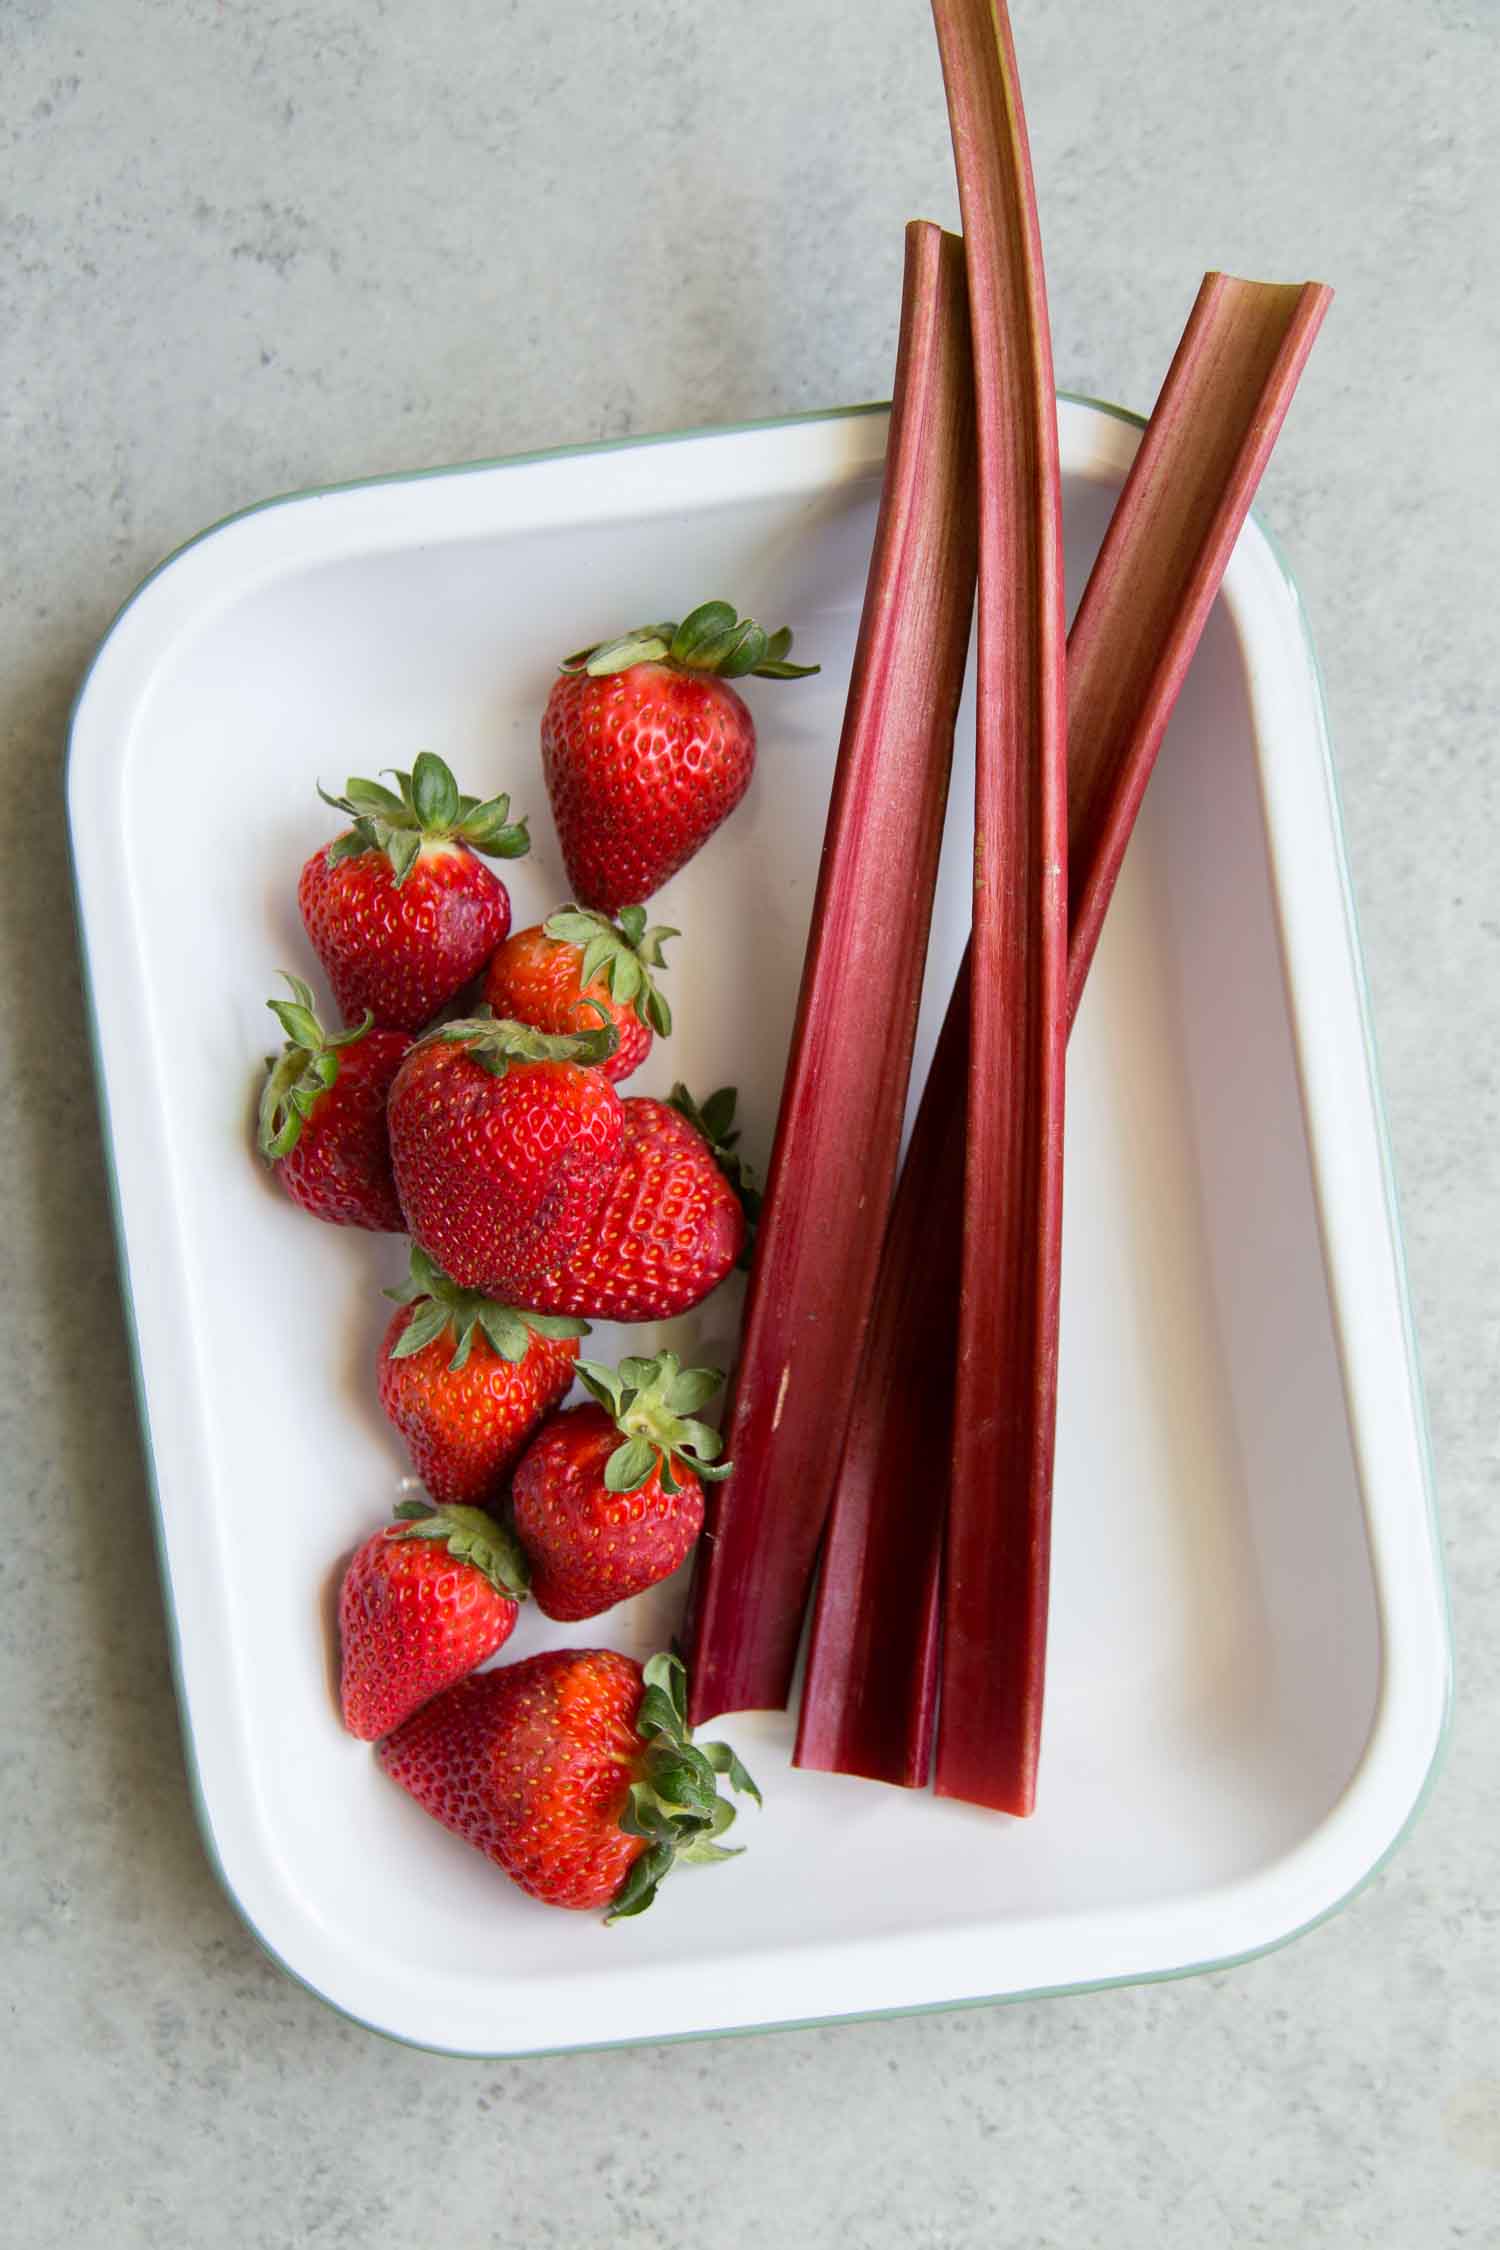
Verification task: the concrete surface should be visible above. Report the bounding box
[3,2,1496,2243]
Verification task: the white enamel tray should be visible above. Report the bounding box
[67,401,1449,2057]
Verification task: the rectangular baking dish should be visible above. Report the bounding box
[67,401,1449,2056]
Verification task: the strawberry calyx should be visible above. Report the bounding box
[543,904,677,1037]
[608,1652,760,1923]
[560,600,819,683]
[425,1001,621,1079]
[574,1351,731,1497]
[319,751,530,887]
[257,972,376,1160]
[667,1083,763,1244]
[388,1497,530,1602]
[387,1246,589,1373]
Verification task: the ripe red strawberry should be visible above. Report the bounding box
[378,1649,758,1918]
[378,1247,586,1504]
[526,1090,748,1320]
[299,752,529,1031]
[387,1010,624,1303]
[481,904,675,1085]
[256,973,409,1230]
[512,1353,729,1620]
[542,601,817,913]
[338,1499,529,1742]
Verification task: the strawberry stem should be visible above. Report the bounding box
[574,1353,730,1496]
[256,972,374,1159]
[542,905,677,1036]
[386,1246,589,1372]
[606,1653,759,1923]
[424,1003,620,1079]
[319,752,530,886]
[389,1498,531,1601]
[561,601,818,682]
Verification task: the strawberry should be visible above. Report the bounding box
[378,1247,586,1504]
[387,1010,624,1303]
[542,601,817,912]
[481,904,675,1086]
[338,1498,529,1742]
[512,1353,729,1620]
[526,1091,747,1320]
[378,1649,758,1917]
[299,751,529,1032]
[256,973,409,1230]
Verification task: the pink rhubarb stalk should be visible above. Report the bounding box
[926,0,1067,1817]
[795,269,1331,1795]
[684,221,979,1725]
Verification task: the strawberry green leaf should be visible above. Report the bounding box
[578,930,619,992]
[642,1749,720,1823]
[641,1650,690,1728]
[387,828,422,887]
[563,603,817,683]
[634,1685,684,1742]
[324,828,370,869]
[256,975,375,1161]
[541,905,676,1037]
[603,1652,758,1924]
[575,1359,625,1415]
[699,1738,763,1805]
[617,1353,665,1393]
[389,1297,453,1361]
[665,1366,722,1416]
[542,908,608,947]
[427,1007,620,1078]
[317,756,529,877]
[389,1498,530,1601]
[457,794,530,859]
[603,1435,659,1494]
[605,1841,674,1922]
[386,1245,588,1372]
[411,750,461,830]
[339,777,410,820]
[566,627,676,677]
[518,1310,591,1343]
[267,998,324,1051]
[669,600,740,667]
[667,600,819,680]
[618,1782,676,1845]
[580,1351,730,1494]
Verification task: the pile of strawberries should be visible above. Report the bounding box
[254,601,813,1920]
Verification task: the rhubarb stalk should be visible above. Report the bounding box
[684,221,979,1725]
[795,269,1331,1794]
[924,0,1068,1817]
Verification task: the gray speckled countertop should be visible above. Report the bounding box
[4,3,1497,2241]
